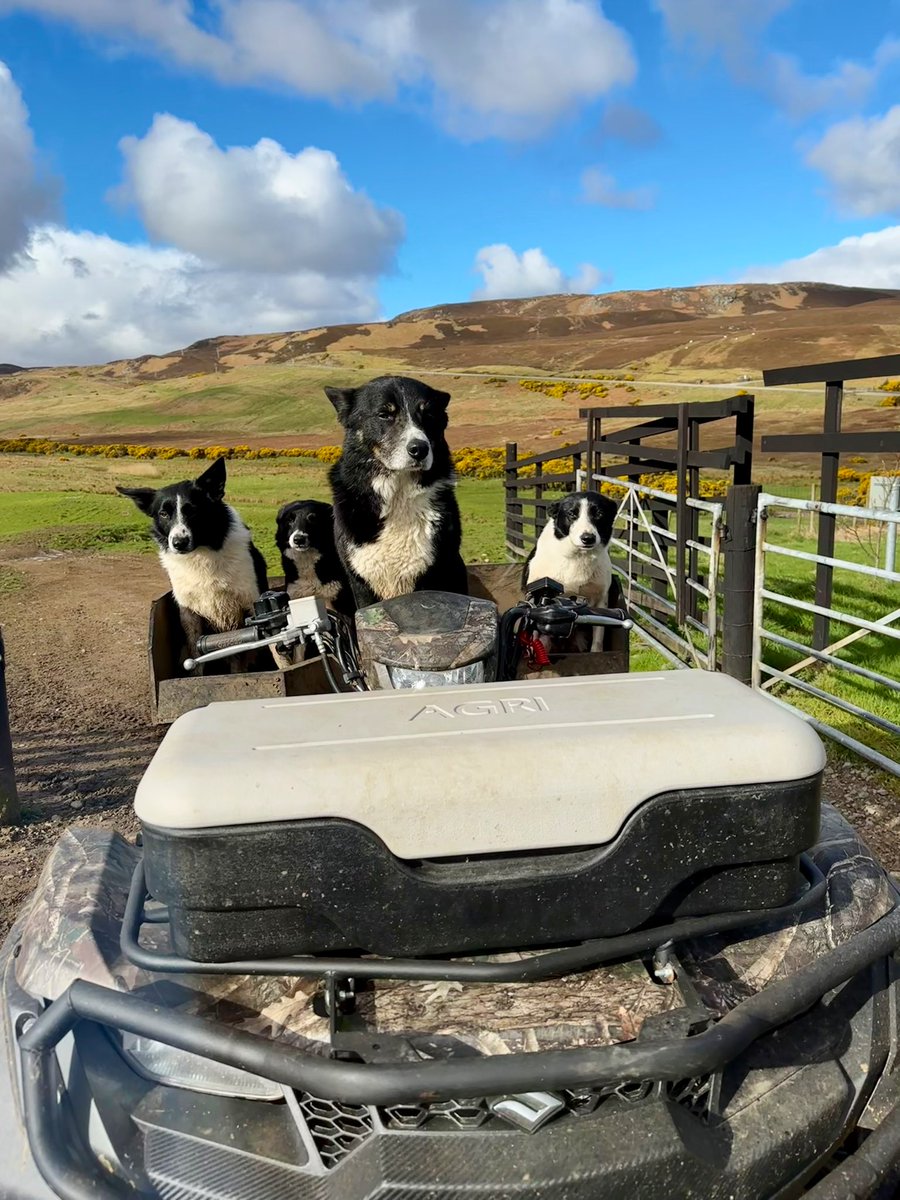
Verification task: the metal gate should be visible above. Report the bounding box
[751,491,900,778]
[588,472,723,670]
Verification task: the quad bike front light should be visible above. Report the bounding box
[120,1031,282,1100]
[386,662,486,690]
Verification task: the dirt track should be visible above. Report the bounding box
[0,551,164,935]
[1,550,898,940]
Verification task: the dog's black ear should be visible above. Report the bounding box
[547,501,561,520]
[425,385,451,410]
[276,501,298,533]
[325,386,357,424]
[196,456,226,500]
[116,485,156,514]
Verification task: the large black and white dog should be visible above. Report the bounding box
[117,457,268,668]
[523,491,618,649]
[326,375,467,607]
[275,498,353,615]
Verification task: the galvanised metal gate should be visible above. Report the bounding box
[752,491,900,778]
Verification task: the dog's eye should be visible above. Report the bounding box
[159,503,173,519]
[378,409,395,421]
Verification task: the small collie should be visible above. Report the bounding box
[523,491,618,651]
[117,457,267,670]
[275,499,353,616]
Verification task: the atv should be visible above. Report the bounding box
[3,581,900,1200]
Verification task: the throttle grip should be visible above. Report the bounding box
[195,626,259,655]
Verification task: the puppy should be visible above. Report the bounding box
[326,375,468,608]
[117,457,268,672]
[275,499,353,616]
[523,490,618,653]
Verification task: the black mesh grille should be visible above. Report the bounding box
[291,1073,718,1166]
[296,1093,375,1168]
[378,1075,712,1132]
[665,1074,718,1123]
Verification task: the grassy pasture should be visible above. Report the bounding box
[0,452,506,569]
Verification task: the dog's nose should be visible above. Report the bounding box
[407,438,430,463]
[171,534,192,553]
[580,531,597,547]
[289,533,309,549]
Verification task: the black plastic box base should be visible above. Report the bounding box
[141,775,822,962]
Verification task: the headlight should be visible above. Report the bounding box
[386,662,486,690]
[120,1032,282,1100]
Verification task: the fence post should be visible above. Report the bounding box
[813,379,843,649]
[722,484,761,684]
[504,442,522,558]
[0,628,19,825]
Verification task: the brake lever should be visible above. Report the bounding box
[183,596,333,671]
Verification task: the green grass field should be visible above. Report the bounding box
[1,452,896,777]
[0,452,506,568]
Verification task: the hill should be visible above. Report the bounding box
[1,282,898,455]
[95,281,900,380]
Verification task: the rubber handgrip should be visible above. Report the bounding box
[195,626,259,654]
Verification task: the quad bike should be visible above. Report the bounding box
[3,583,900,1200]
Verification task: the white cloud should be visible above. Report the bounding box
[0,225,382,366]
[0,66,398,366]
[653,0,790,65]
[742,224,900,289]
[0,61,57,269]
[654,0,898,120]
[116,114,403,275]
[580,166,655,210]
[0,0,636,139]
[596,102,662,148]
[807,106,900,218]
[768,43,900,121]
[472,244,604,299]
[386,0,636,138]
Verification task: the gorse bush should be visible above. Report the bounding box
[0,436,565,480]
[518,378,628,402]
[829,467,900,505]
[638,472,729,500]
[0,437,345,468]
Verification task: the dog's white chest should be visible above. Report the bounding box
[285,549,340,603]
[160,516,260,630]
[348,477,442,599]
[527,526,612,607]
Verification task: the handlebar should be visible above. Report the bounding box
[195,626,261,656]
[574,608,632,630]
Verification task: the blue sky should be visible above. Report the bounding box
[2,0,900,365]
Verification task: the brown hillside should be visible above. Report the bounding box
[93,282,900,382]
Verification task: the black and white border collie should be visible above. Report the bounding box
[523,491,618,649]
[117,457,268,668]
[326,375,468,608]
[275,499,353,615]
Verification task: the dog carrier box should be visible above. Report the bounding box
[147,565,629,724]
[136,670,825,962]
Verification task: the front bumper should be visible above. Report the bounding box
[1,906,900,1199]
[5,803,900,1200]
